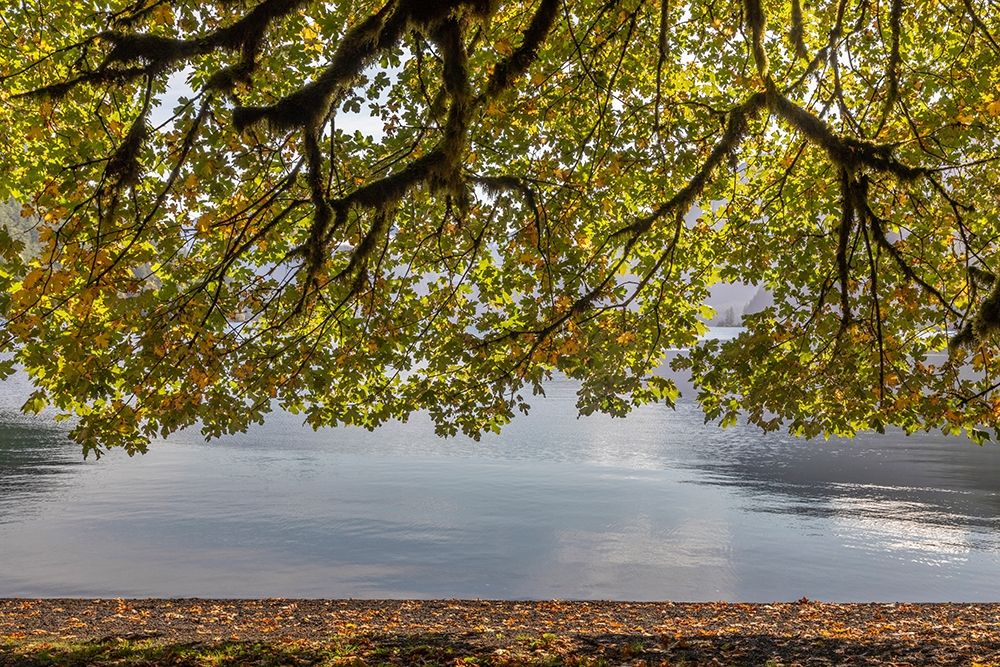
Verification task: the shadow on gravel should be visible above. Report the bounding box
[3,629,999,666]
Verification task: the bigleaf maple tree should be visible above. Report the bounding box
[1,0,999,455]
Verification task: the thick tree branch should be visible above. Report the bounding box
[874,0,903,135]
[27,0,307,99]
[767,91,927,180]
[790,0,807,58]
[618,92,768,239]
[483,0,560,99]
[234,0,406,132]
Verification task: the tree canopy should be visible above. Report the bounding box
[1,0,999,455]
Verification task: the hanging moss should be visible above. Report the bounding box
[105,113,149,186]
[790,0,807,59]
[768,91,926,181]
[485,0,558,98]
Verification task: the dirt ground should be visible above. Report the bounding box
[1,598,998,665]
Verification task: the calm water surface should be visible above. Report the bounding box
[1,362,999,600]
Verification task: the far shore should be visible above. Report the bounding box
[2,598,998,665]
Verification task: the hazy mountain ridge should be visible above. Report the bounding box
[705,283,773,326]
[0,199,40,260]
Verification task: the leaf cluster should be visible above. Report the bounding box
[1,0,999,454]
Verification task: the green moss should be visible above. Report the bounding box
[0,634,609,666]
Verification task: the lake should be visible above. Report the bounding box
[1,354,999,601]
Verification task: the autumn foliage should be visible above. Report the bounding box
[1,0,999,454]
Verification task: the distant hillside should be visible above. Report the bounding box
[705,283,754,325]
[703,283,774,326]
[743,285,773,315]
[0,199,40,259]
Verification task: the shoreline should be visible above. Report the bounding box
[3,599,999,665]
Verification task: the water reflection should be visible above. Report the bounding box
[0,375,998,600]
[0,412,80,525]
[663,409,1000,560]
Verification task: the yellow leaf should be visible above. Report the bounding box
[22,268,45,290]
[987,100,1000,116]
[196,213,213,233]
[152,4,173,24]
[559,338,580,355]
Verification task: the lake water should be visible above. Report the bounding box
[1,354,999,601]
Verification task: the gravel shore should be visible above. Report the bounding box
[2,598,999,665]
